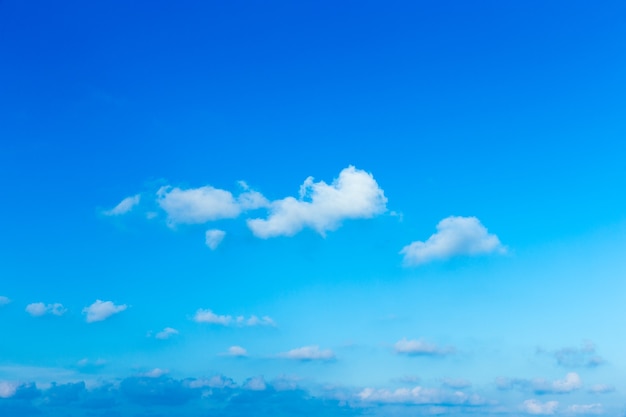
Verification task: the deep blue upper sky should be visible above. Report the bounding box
[1,1,626,416]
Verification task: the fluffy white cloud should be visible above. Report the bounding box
[279,345,335,361]
[154,327,179,340]
[0,381,17,398]
[0,296,10,306]
[394,338,455,356]
[226,346,248,357]
[523,399,559,415]
[25,302,66,317]
[247,166,387,238]
[205,229,226,250]
[193,309,275,327]
[533,372,582,394]
[82,300,127,323]
[104,194,141,216]
[357,386,483,405]
[157,186,268,225]
[567,404,604,414]
[400,216,506,265]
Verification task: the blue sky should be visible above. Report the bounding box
[1,0,626,415]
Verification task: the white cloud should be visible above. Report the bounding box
[533,372,582,395]
[394,338,455,356]
[157,185,268,225]
[247,166,387,238]
[193,309,275,327]
[523,399,559,415]
[567,404,604,415]
[587,384,614,394]
[205,229,226,250]
[226,346,248,357]
[0,296,10,306]
[279,345,335,361]
[104,194,140,216]
[243,376,267,391]
[141,368,168,378]
[82,300,127,323]
[25,302,66,317]
[400,216,506,266]
[154,327,179,340]
[0,381,17,399]
[188,375,236,389]
[357,386,483,405]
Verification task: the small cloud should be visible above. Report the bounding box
[154,327,179,340]
[394,338,455,356]
[567,404,604,415]
[82,300,127,323]
[441,378,472,389]
[357,385,484,405]
[25,302,66,317]
[243,376,266,391]
[104,194,140,216]
[188,375,236,389]
[140,368,168,378]
[523,399,559,415]
[247,166,387,238]
[279,345,335,361]
[400,216,506,266]
[0,296,10,306]
[588,384,615,394]
[533,372,582,395]
[193,309,275,327]
[76,358,107,372]
[0,381,17,399]
[540,341,605,368]
[226,346,248,357]
[205,229,226,250]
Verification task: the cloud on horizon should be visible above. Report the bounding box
[400,216,505,266]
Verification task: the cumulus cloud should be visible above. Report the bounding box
[357,385,483,405]
[192,309,275,327]
[104,194,141,216]
[538,341,604,368]
[400,216,506,266]
[154,327,179,340]
[279,345,335,361]
[82,300,127,323]
[25,302,66,317]
[533,372,582,395]
[394,338,455,356]
[247,166,387,238]
[0,296,10,306]
[205,229,226,250]
[243,376,266,391]
[523,399,559,415]
[157,185,268,226]
[0,382,17,399]
[226,346,248,357]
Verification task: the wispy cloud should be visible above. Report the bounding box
[278,345,335,361]
[25,302,66,317]
[225,346,248,357]
[497,373,582,395]
[247,166,387,238]
[400,216,505,266]
[567,403,604,415]
[205,229,226,250]
[192,309,275,327]
[394,338,455,356]
[587,384,614,394]
[153,327,179,340]
[357,385,483,405]
[537,341,604,368]
[0,296,10,306]
[82,300,127,323]
[104,194,141,216]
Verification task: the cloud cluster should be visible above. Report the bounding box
[193,309,275,327]
[497,373,583,395]
[523,399,559,415]
[25,302,66,317]
[357,385,483,405]
[538,341,604,368]
[82,300,127,323]
[394,338,455,356]
[401,216,505,265]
